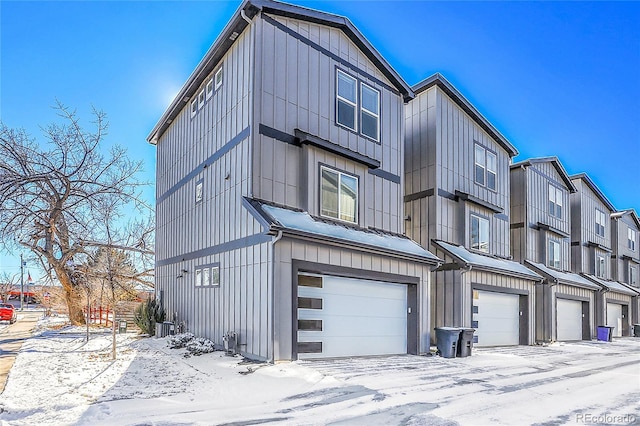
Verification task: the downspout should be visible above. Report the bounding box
[459,263,472,328]
[270,229,283,362]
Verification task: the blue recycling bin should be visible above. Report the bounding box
[596,326,614,342]
[435,327,461,358]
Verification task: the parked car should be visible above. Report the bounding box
[0,304,17,324]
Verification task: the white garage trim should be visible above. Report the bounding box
[296,274,409,359]
[556,298,583,341]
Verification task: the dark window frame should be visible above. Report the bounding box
[335,67,381,143]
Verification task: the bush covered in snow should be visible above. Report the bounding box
[167,332,195,349]
[185,337,216,356]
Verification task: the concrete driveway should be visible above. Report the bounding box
[0,311,41,393]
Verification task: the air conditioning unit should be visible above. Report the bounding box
[223,331,237,355]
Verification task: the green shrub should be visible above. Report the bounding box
[134,298,166,335]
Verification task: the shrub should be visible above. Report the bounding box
[134,298,166,335]
[167,332,195,349]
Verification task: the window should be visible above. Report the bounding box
[198,89,205,110]
[474,144,497,190]
[628,228,636,251]
[195,264,220,287]
[548,240,561,269]
[215,67,223,90]
[335,69,380,141]
[630,266,637,287]
[595,209,606,237]
[195,180,203,204]
[206,78,214,99]
[190,99,198,118]
[471,214,490,253]
[548,185,563,218]
[595,254,605,278]
[360,83,379,140]
[320,166,358,223]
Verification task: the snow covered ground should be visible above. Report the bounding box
[0,316,639,425]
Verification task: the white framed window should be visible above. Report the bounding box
[548,240,561,269]
[195,269,202,287]
[471,214,490,253]
[198,89,205,109]
[595,209,606,237]
[195,264,220,287]
[628,228,636,251]
[474,144,497,190]
[630,265,637,287]
[548,185,563,218]
[206,78,214,99]
[320,166,358,223]
[195,180,203,204]
[211,265,220,286]
[595,254,605,278]
[215,67,223,90]
[336,70,357,132]
[335,69,380,142]
[360,83,379,140]
[190,99,198,118]
[202,267,210,286]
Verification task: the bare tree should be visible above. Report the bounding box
[0,272,19,302]
[0,102,154,324]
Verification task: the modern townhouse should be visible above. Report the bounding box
[404,74,542,347]
[610,209,640,326]
[148,0,440,362]
[569,174,639,337]
[509,157,600,343]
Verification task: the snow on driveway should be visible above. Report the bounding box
[0,316,638,426]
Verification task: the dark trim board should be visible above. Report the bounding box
[156,233,272,267]
[291,260,420,359]
[157,126,251,204]
[296,129,380,169]
[404,188,434,202]
[471,283,530,346]
[368,167,401,184]
[556,293,590,303]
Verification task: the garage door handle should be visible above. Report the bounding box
[408,307,412,314]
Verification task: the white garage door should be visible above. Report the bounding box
[606,303,623,338]
[556,299,583,341]
[297,274,407,359]
[473,290,520,346]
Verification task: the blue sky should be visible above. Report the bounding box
[1,0,639,279]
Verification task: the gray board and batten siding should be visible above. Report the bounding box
[404,77,514,258]
[570,174,616,278]
[611,210,640,286]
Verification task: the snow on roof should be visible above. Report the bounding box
[261,204,440,263]
[525,261,600,290]
[433,241,542,280]
[582,275,640,296]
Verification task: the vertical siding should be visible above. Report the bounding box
[552,284,596,340]
[509,166,526,262]
[612,214,640,284]
[253,14,404,234]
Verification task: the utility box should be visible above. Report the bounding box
[156,321,172,338]
[224,331,238,355]
[118,321,128,334]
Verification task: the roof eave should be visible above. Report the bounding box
[412,73,518,157]
[570,173,617,212]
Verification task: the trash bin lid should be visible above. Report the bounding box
[435,326,461,331]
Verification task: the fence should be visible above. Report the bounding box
[83,306,113,327]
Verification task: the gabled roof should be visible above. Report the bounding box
[432,240,542,281]
[525,261,600,291]
[570,173,616,213]
[245,198,441,264]
[148,0,413,144]
[611,209,640,230]
[412,73,518,158]
[582,274,640,296]
[510,156,577,193]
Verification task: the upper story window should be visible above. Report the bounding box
[630,265,637,287]
[320,166,358,223]
[215,67,223,90]
[336,69,380,142]
[195,264,220,287]
[474,144,497,190]
[206,78,214,99]
[190,99,198,118]
[548,185,563,219]
[628,228,636,251]
[548,239,561,269]
[195,179,204,204]
[595,254,606,278]
[470,214,490,253]
[595,209,606,237]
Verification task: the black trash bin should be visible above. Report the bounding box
[633,324,640,337]
[457,328,475,357]
[435,327,461,358]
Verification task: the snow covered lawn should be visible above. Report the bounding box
[0,316,638,425]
